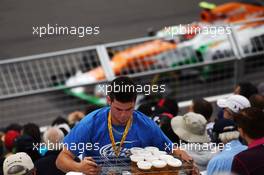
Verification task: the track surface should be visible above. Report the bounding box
[0,0,229,59]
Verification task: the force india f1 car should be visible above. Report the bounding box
[64,2,264,105]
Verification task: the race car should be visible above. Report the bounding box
[155,1,264,69]
[65,39,177,86]
[200,1,264,23]
[62,1,264,104]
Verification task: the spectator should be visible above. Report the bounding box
[207,119,247,175]
[249,94,264,110]
[57,123,71,137]
[14,135,40,162]
[2,129,20,175]
[67,111,85,128]
[156,98,179,116]
[138,98,178,118]
[4,130,20,153]
[234,82,258,99]
[152,111,179,143]
[3,152,36,175]
[52,117,71,136]
[22,123,41,145]
[35,127,65,175]
[217,94,251,120]
[13,123,41,162]
[189,98,213,121]
[137,101,160,117]
[171,112,214,171]
[150,98,179,143]
[232,107,264,175]
[189,98,214,140]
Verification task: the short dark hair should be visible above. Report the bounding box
[238,82,258,99]
[51,116,69,126]
[234,107,264,139]
[23,123,41,144]
[5,123,22,133]
[192,98,213,121]
[249,94,264,110]
[108,76,137,102]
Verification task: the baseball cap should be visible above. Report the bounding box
[4,130,20,151]
[3,152,34,175]
[171,112,210,143]
[217,94,251,113]
[213,119,237,134]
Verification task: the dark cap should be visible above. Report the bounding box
[213,119,237,134]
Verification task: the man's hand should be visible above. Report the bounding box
[77,157,101,175]
[185,162,200,175]
[191,164,200,175]
[173,149,200,175]
[173,148,193,163]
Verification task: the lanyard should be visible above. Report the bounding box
[108,111,132,157]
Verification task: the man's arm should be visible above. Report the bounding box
[56,147,100,175]
[56,147,80,172]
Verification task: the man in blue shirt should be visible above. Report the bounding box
[56,76,193,175]
[207,119,247,175]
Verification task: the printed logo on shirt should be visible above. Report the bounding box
[99,140,139,158]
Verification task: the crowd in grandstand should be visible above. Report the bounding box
[0,77,264,175]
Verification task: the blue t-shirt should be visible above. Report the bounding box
[207,140,247,175]
[63,107,173,158]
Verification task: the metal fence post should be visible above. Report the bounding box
[228,24,245,86]
[96,45,115,81]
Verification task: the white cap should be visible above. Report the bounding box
[152,150,167,156]
[152,160,167,168]
[3,152,34,175]
[137,161,152,170]
[130,155,145,162]
[167,158,182,167]
[130,147,144,155]
[217,94,251,113]
[66,172,84,175]
[144,146,159,154]
[137,150,152,157]
[159,155,174,161]
[144,155,159,162]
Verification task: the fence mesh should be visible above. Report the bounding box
[0,48,101,98]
